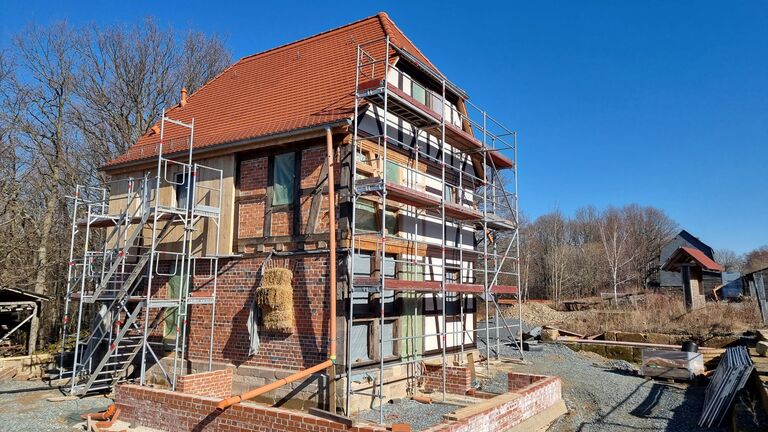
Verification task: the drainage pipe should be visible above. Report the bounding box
[215,127,339,412]
[216,359,332,411]
[325,126,338,413]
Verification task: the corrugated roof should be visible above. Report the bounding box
[104,12,443,169]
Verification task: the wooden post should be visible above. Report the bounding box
[681,265,693,311]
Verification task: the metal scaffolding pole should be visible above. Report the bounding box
[344,35,522,421]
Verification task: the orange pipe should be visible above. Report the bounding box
[326,127,337,358]
[216,359,332,411]
[216,128,339,413]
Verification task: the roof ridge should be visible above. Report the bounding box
[147,13,385,136]
[375,11,441,74]
[236,13,381,66]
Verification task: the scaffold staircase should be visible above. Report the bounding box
[58,112,223,397]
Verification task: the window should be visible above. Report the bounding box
[355,201,377,232]
[355,201,398,235]
[385,160,400,183]
[444,184,455,204]
[272,152,296,206]
[412,82,427,105]
[429,93,443,114]
[384,209,397,235]
[175,172,195,210]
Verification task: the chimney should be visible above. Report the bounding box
[180,87,188,107]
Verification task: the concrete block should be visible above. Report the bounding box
[615,332,647,343]
[756,341,768,357]
[645,333,673,345]
[605,345,634,362]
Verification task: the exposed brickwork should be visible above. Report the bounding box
[186,255,331,370]
[424,373,563,432]
[176,369,233,398]
[116,372,562,432]
[507,372,547,391]
[423,364,472,395]
[238,199,266,238]
[237,145,340,244]
[240,158,268,197]
[116,384,385,432]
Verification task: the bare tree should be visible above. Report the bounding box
[744,246,768,273]
[714,248,744,273]
[597,207,637,301]
[73,18,231,179]
[625,205,677,289]
[532,211,574,305]
[0,18,230,351]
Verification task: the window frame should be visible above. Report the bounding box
[270,151,297,208]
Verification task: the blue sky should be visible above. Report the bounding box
[1,1,766,254]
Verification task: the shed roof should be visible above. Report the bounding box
[662,247,724,272]
[0,287,49,303]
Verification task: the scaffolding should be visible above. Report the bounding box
[346,37,523,422]
[58,113,223,395]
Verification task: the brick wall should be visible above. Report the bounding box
[237,145,338,245]
[507,372,547,391]
[424,373,563,432]
[116,384,385,432]
[117,371,562,432]
[176,369,233,398]
[423,364,472,395]
[186,255,331,370]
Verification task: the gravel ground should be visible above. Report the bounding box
[0,379,112,431]
[357,399,460,431]
[480,341,727,432]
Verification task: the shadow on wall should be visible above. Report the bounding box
[220,256,327,369]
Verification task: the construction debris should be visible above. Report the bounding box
[699,346,754,427]
[641,349,704,380]
[411,395,432,404]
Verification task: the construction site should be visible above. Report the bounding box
[1,10,768,432]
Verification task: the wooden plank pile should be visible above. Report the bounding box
[699,346,754,427]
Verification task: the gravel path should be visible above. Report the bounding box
[357,399,460,431]
[0,379,112,431]
[480,342,726,432]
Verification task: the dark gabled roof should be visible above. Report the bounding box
[677,229,714,259]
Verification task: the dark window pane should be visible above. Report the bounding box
[272,153,295,205]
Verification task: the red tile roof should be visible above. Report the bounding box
[104,13,501,170]
[664,246,724,272]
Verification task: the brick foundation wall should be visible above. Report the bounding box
[423,364,472,395]
[507,372,548,391]
[424,373,563,432]
[116,384,384,432]
[176,369,233,398]
[117,371,562,432]
[186,255,331,371]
